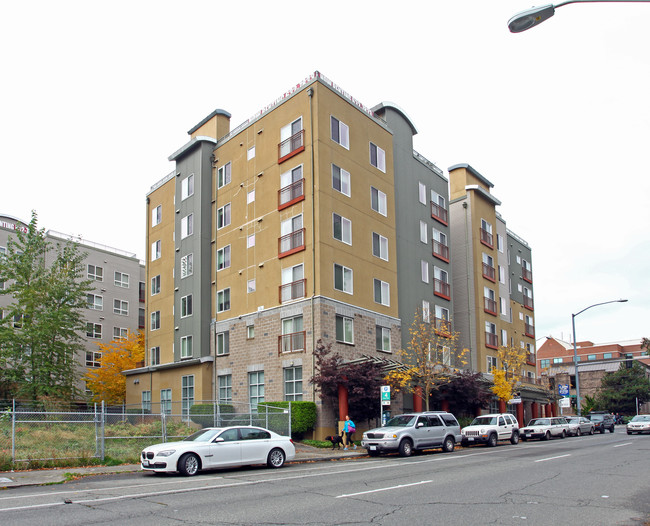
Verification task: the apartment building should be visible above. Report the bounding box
[0,213,145,398]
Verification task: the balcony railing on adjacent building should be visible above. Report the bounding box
[278,331,306,354]
[432,239,449,262]
[522,267,533,283]
[278,228,305,258]
[431,202,448,225]
[434,278,450,299]
[484,297,497,315]
[524,295,534,310]
[525,352,536,365]
[480,227,493,248]
[525,323,535,338]
[485,332,498,349]
[279,278,306,303]
[482,263,496,282]
[278,130,305,164]
[278,179,305,210]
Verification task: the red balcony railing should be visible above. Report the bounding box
[278,178,305,210]
[434,278,450,299]
[524,295,534,310]
[485,332,498,349]
[526,352,536,365]
[482,263,496,282]
[279,279,306,303]
[278,228,305,258]
[278,130,305,163]
[431,202,448,225]
[522,267,533,283]
[432,240,449,262]
[278,331,306,354]
[480,227,493,248]
[484,297,497,315]
[434,317,452,337]
[525,323,535,338]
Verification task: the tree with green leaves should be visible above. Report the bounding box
[0,211,92,400]
[594,361,650,415]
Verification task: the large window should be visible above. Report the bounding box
[281,315,304,353]
[181,213,193,239]
[160,389,171,414]
[114,271,129,288]
[249,371,265,408]
[218,162,231,188]
[113,327,128,340]
[150,346,160,366]
[86,351,101,368]
[376,326,391,352]
[372,232,388,260]
[181,174,194,200]
[151,240,161,261]
[152,205,162,226]
[113,299,128,316]
[180,335,193,358]
[284,366,303,401]
[330,116,349,149]
[217,245,231,271]
[151,275,161,295]
[487,356,498,373]
[218,375,232,403]
[181,253,193,278]
[281,264,304,302]
[418,182,427,205]
[142,391,152,412]
[181,375,194,419]
[151,310,161,330]
[335,315,354,344]
[217,288,230,312]
[279,117,303,160]
[217,203,231,229]
[369,142,386,172]
[87,293,103,311]
[86,322,101,339]
[333,213,352,244]
[181,294,193,317]
[373,279,390,306]
[332,164,351,196]
[217,331,229,356]
[87,264,103,281]
[334,264,353,294]
[371,187,387,216]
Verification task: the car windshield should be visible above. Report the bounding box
[470,416,497,426]
[589,415,604,422]
[567,418,579,424]
[631,415,650,422]
[528,419,549,426]
[385,415,417,427]
[183,428,223,442]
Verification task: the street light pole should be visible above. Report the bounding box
[571,299,627,415]
[508,0,650,33]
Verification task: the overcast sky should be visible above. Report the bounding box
[2,1,648,347]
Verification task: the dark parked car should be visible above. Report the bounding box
[587,412,615,433]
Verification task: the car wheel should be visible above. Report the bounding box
[609,426,615,433]
[576,428,581,437]
[543,431,551,441]
[510,431,520,445]
[600,428,605,434]
[398,439,413,457]
[589,427,594,435]
[442,436,455,453]
[560,430,566,439]
[368,450,380,457]
[267,448,286,468]
[487,433,498,447]
[627,431,632,435]
[178,453,200,476]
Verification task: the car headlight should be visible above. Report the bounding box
[480,429,485,434]
[156,449,176,457]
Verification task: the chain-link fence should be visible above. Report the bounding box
[0,400,291,465]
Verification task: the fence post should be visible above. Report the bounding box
[265,404,269,429]
[162,412,167,443]
[100,400,105,461]
[94,402,99,458]
[288,402,292,437]
[213,400,217,427]
[11,399,16,464]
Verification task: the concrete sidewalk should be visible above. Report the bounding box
[0,443,366,489]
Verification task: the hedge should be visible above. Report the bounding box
[257,401,317,436]
[188,403,235,427]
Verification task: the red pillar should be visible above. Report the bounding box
[338,384,348,420]
[551,403,557,417]
[545,403,552,417]
[516,403,524,427]
[532,402,539,419]
[499,399,506,413]
[413,386,423,412]
[441,400,450,412]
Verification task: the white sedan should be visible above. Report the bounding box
[141,426,295,476]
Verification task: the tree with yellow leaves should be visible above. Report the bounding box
[384,309,469,411]
[490,343,528,402]
[83,330,144,404]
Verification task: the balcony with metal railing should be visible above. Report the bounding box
[278,331,306,354]
[432,239,449,262]
[278,130,305,164]
[525,323,535,338]
[278,228,305,258]
[434,317,452,337]
[524,295,534,311]
[431,201,448,225]
[278,178,305,210]
[482,263,496,282]
[434,278,450,300]
[279,279,306,303]
[480,227,493,248]
[522,267,533,283]
[485,332,498,349]
[484,297,497,315]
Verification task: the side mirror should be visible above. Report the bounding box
[416,422,424,428]
[213,437,225,443]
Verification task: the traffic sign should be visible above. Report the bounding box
[381,385,391,401]
[558,384,569,396]
[381,399,391,406]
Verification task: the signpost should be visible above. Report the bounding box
[380,386,390,425]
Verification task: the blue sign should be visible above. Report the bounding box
[558,384,569,396]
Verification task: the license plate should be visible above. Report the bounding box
[468,437,474,442]
[142,461,149,467]
[525,434,531,438]
[369,445,376,451]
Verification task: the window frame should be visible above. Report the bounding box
[335,314,354,344]
[333,263,353,294]
[372,232,388,261]
[369,142,386,172]
[114,271,129,288]
[330,116,350,149]
[181,173,194,200]
[333,213,352,245]
[181,294,193,318]
[332,164,351,196]
[373,278,390,306]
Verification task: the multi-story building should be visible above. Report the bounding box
[0,213,145,398]
[447,165,547,423]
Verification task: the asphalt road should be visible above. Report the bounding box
[1,429,648,525]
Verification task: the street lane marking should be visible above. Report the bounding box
[613,442,632,448]
[336,480,432,498]
[534,454,571,463]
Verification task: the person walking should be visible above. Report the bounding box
[343,415,356,450]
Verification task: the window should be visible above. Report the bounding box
[334,263,353,294]
[218,162,231,188]
[279,165,304,208]
[247,279,256,293]
[181,174,194,200]
[485,321,497,348]
[588,354,597,361]
[151,275,161,295]
[181,294,193,317]
[247,234,255,248]
[369,142,386,172]
[420,221,427,243]
[333,213,352,244]
[181,213,193,239]
[422,300,430,322]
[480,219,493,247]
[114,271,129,288]
[216,331,229,356]
[284,366,303,401]
[141,391,151,412]
[249,371,265,408]
[516,255,522,264]
[180,335,193,358]
[336,315,354,344]
[217,288,230,312]
[434,266,450,298]
[484,287,496,314]
[372,232,388,260]
[374,278,390,306]
[487,356,498,373]
[280,214,304,255]
[181,253,193,278]
[376,326,391,352]
[247,325,255,339]
[160,389,171,414]
[279,117,303,161]
[87,293,103,311]
[181,375,194,419]
[86,351,101,368]
[421,260,429,283]
[113,327,128,340]
[217,203,231,229]
[150,346,160,366]
[418,182,426,204]
[433,229,449,261]
[247,190,255,203]
[247,146,255,160]
[500,297,508,315]
[151,310,161,330]
[540,359,550,369]
[217,246,230,271]
[553,357,563,364]
[371,187,387,216]
[435,305,450,331]
[152,205,162,226]
[332,164,351,196]
[113,299,128,316]
[86,322,101,339]
[603,352,612,359]
[281,264,304,302]
[218,375,232,403]
[281,315,304,353]
[151,240,161,261]
[330,116,349,149]
[87,264,103,281]
[498,266,506,284]
[501,329,508,346]
[497,234,504,252]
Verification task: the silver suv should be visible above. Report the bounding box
[460,413,520,447]
[361,411,461,457]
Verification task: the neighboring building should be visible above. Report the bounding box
[0,214,145,398]
[537,336,650,413]
[447,165,548,424]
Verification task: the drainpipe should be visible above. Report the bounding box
[307,86,316,401]
[463,200,473,370]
